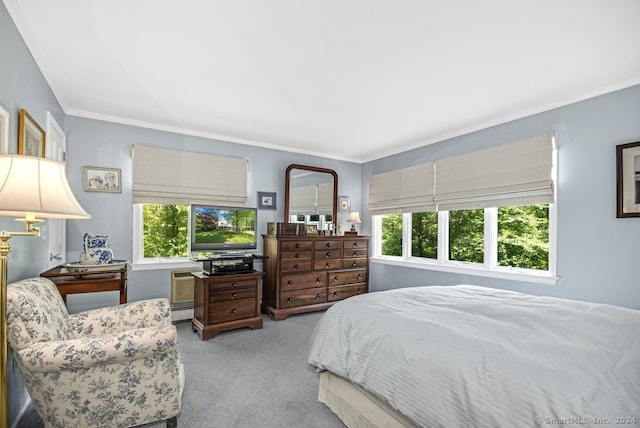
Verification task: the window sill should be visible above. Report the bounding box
[371,257,558,286]
[130,258,201,272]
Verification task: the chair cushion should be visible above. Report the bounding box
[7,277,73,351]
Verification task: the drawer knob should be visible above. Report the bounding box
[295,253,300,259]
[295,243,300,248]
[325,262,330,268]
[294,264,300,270]
[358,274,363,279]
[230,308,237,315]
[287,297,293,303]
[352,261,358,266]
[326,252,331,258]
[315,294,322,300]
[353,242,358,248]
[232,283,238,288]
[316,277,322,283]
[231,292,237,299]
[333,276,338,282]
[287,280,293,285]
[326,242,331,248]
[357,288,362,294]
[333,292,338,297]
[353,251,358,256]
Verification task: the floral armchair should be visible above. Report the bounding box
[6,277,184,428]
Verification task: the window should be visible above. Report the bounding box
[369,133,557,283]
[373,203,555,282]
[142,204,189,258]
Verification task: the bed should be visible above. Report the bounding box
[308,285,640,428]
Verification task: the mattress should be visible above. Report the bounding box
[308,285,640,427]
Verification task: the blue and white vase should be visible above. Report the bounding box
[79,233,114,265]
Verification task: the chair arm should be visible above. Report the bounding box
[70,298,172,338]
[18,324,178,373]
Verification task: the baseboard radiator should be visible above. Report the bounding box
[170,270,197,321]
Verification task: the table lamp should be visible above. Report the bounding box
[344,211,361,236]
[0,155,90,427]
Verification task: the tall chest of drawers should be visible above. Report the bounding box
[262,235,369,320]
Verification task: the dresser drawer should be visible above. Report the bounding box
[343,247,368,259]
[313,259,342,271]
[329,269,367,286]
[314,239,343,250]
[209,288,256,303]
[313,248,342,260]
[328,284,368,301]
[281,240,313,251]
[209,277,257,293]
[208,299,256,324]
[281,250,313,261]
[280,259,312,273]
[342,258,368,269]
[280,288,326,308]
[281,272,326,290]
[343,239,368,251]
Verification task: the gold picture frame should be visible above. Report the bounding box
[18,109,46,157]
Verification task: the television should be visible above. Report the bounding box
[190,205,257,253]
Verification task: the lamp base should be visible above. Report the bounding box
[343,231,358,236]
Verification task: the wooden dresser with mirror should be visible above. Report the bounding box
[262,164,369,320]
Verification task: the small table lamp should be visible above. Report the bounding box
[344,211,361,236]
[0,155,91,427]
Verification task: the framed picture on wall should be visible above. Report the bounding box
[258,191,277,210]
[18,108,46,157]
[339,195,350,212]
[616,141,640,218]
[84,166,122,193]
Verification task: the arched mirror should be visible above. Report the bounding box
[284,164,338,232]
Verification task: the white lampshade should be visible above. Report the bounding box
[0,155,90,219]
[347,211,361,224]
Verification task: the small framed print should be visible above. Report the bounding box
[18,108,46,157]
[258,191,277,210]
[84,166,122,193]
[305,224,318,235]
[339,195,350,212]
[616,141,640,217]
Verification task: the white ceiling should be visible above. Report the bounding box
[4,1,640,163]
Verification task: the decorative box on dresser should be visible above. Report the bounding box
[262,235,369,320]
[191,271,263,340]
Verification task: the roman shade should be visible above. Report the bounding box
[434,134,556,210]
[132,145,248,205]
[289,182,334,215]
[368,162,435,215]
[367,133,556,215]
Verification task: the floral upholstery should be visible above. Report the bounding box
[7,277,184,428]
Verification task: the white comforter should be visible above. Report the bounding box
[308,285,640,428]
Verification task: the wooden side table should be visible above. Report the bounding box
[40,264,128,305]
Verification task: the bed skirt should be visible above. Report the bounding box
[318,371,419,428]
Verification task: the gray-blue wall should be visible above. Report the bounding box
[363,84,640,310]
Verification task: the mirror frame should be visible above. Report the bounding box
[284,164,338,225]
